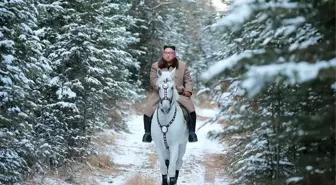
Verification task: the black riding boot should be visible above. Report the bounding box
[188,112,198,142]
[142,114,152,142]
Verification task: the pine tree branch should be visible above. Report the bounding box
[0,69,8,75]
[150,1,174,9]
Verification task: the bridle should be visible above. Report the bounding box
[158,78,174,113]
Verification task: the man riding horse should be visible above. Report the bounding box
[142,45,198,143]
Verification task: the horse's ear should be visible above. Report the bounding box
[157,69,162,77]
[170,67,176,78]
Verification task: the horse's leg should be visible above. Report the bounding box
[165,159,169,169]
[168,145,179,185]
[155,145,169,185]
[175,143,187,181]
[161,174,168,185]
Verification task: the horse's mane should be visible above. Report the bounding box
[157,71,179,102]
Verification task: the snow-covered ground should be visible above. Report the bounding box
[23,106,230,185]
[95,106,230,185]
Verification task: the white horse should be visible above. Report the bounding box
[151,68,188,185]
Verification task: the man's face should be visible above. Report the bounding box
[162,48,176,62]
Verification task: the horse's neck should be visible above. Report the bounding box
[157,102,178,125]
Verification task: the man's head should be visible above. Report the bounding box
[162,45,176,63]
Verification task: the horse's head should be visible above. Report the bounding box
[157,68,179,114]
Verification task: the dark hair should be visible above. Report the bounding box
[163,45,176,51]
[158,58,179,69]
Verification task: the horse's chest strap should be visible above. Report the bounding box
[157,107,177,149]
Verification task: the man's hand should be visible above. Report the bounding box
[183,91,192,97]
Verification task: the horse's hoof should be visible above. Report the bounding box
[142,133,152,142]
[162,175,168,185]
[169,177,176,185]
[188,132,198,142]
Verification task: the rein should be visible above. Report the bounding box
[159,79,173,113]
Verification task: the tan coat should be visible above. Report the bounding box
[143,60,195,117]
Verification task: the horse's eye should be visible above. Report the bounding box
[171,87,173,90]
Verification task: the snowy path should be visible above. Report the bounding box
[97,107,230,185]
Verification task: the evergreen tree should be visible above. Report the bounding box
[202,0,335,184]
[0,0,48,183]
[0,0,144,183]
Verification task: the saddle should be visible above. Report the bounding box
[178,103,191,125]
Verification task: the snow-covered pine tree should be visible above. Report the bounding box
[202,0,335,184]
[130,0,214,91]
[157,0,215,94]
[0,0,49,183]
[128,0,170,90]
[36,0,143,163]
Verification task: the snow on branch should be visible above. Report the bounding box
[212,0,303,29]
[200,49,265,81]
[212,0,255,29]
[332,82,336,89]
[56,86,76,99]
[242,58,336,97]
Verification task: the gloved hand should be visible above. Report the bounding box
[183,91,192,97]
